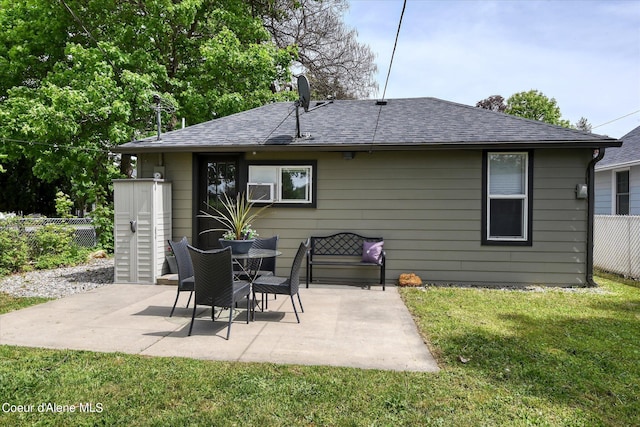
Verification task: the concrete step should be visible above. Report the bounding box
[156,273,178,286]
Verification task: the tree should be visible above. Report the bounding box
[254,0,378,99]
[575,117,592,133]
[476,95,506,112]
[0,0,296,220]
[505,90,571,128]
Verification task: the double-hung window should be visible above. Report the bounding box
[615,170,630,215]
[483,151,533,245]
[247,162,316,206]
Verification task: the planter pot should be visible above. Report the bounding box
[166,255,178,274]
[219,239,255,254]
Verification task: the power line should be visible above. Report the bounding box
[593,109,640,129]
[261,106,296,144]
[380,0,407,101]
[372,0,407,146]
[59,0,120,74]
[1,137,114,154]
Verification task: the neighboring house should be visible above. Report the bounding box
[594,125,640,215]
[114,97,620,287]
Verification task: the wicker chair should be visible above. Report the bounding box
[167,237,195,317]
[252,241,308,323]
[234,235,279,280]
[187,246,251,339]
[249,235,279,277]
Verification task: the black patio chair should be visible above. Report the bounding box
[168,237,195,317]
[252,241,308,323]
[233,235,279,279]
[187,245,251,339]
[249,235,279,277]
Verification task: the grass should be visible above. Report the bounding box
[0,275,638,426]
[0,293,51,315]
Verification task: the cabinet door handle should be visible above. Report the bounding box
[130,220,137,233]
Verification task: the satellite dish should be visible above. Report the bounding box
[294,75,311,138]
[297,75,311,112]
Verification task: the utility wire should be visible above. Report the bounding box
[59,0,120,74]
[593,109,640,130]
[1,137,115,154]
[261,106,296,144]
[380,0,407,101]
[372,0,407,146]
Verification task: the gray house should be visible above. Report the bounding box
[595,125,640,215]
[114,97,620,287]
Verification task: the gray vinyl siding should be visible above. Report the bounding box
[247,148,591,286]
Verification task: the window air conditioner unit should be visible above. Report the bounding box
[247,183,274,203]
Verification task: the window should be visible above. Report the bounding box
[616,170,629,215]
[482,151,533,245]
[248,163,315,206]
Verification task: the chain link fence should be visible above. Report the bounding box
[2,217,97,249]
[594,215,640,279]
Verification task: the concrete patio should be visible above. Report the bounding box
[0,283,439,372]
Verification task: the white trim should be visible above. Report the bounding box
[596,160,640,172]
[248,165,313,204]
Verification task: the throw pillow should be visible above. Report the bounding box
[362,241,383,264]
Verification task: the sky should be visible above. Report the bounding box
[343,0,640,138]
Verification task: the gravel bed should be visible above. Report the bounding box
[0,258,114,299]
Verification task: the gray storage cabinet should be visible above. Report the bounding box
[113,179,172,284]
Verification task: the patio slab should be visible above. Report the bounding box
[0,283,439,372]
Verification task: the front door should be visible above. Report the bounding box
[196,155,239,249]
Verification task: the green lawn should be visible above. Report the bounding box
[0,275,638,426]
[0,293,51,314]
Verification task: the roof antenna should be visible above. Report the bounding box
[151,94,176,141]
[295,75,311,139]
[152,94,162,141]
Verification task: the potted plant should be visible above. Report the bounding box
[199,192,270,254]
[165,244,178,274]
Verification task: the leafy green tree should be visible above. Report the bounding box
[0,0,296,228]
[505,90,571,127]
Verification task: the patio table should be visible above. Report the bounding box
[231,249,282,281]
[231,249,282,314]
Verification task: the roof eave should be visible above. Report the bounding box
[112,138,621,155]
[596,159,640,171]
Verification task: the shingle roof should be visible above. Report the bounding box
[595,125,640,169]
[115,97,619,153]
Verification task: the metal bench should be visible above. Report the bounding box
[306,232,386,290]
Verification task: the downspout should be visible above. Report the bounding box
[586,148,606,287]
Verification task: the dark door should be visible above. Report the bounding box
[196,155,239,249]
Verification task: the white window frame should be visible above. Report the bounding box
[486,152,529,242]
[248,164,313,204]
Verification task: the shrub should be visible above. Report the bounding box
[89,203,114,253]
[31,223,75,257]
[55,191,74,218]
[31,223,79,269]
[0,224,29,275]
[0,216,96,276]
